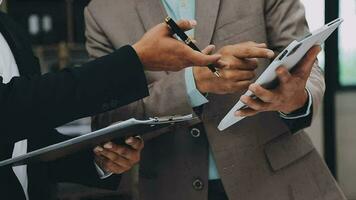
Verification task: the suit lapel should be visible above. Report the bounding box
[135,0,168,31]
[195,0,221,49]
[136,0,221,49]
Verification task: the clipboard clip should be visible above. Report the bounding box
[149,114,195,123]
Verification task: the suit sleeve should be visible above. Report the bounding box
[0,45,148,144]
[85,7,194,131]
[264,0,326,132]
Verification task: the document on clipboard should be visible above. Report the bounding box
[218,18,343,131]
[0,114,195,167]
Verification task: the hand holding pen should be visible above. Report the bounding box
[133,19,221,72]
[164,17,221,77]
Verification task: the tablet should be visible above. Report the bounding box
[0,114,194,167]
[218,18,344,131]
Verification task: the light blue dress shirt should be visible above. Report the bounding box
[161,0,220,180]
[161,0,313,181]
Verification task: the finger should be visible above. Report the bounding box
[94,146,104,156]
[125,137,144,150]
[235,107,260,117]
[240,95,270,111]
[239,58,259,70]
[103,142,136,160]
[176,19,196,32]
[249,84,275,103]
[233,45,275,59]
[255,43,267,48]
[243,41,267,48]
[224,80,252,93]
[101,157,129,174]
[97,147,133,168]
[201,45,216,55]
[188,49,222,66]
[276,66,292,84]
[221,57,258,70]
[215,59,229,69]
[293,45,321,79]
[221,70,255,81]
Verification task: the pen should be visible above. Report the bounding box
[164,16,221,77]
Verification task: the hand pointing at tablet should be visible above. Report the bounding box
[236,46,321,117]
[194,42,275,94]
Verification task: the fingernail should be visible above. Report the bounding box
[94,146,103,152]
[209,45,216,50]
[104,142,113,149]
[267,50,275,58]
[276,67,283,73]
[126,137,134,144]
[235,111,242,117]
[189,19,197,26]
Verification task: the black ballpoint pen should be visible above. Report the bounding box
[164,16,221,77]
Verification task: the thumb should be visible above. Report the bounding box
[176,19,197,32]
[293,45,321,78]
[201,45,216,55]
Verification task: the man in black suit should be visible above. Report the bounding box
[0,8,221,200]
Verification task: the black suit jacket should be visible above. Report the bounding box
[0,12,149,200]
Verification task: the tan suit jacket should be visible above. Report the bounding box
[84,0,346,199]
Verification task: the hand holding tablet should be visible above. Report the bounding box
[218,18,344,131]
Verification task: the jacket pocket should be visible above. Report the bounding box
[264,131,315,172]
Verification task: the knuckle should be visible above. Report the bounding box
[244,47,252,55]
[244,97,251,104]
[253,87,260,95]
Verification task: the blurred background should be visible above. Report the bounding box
[0,0,355,199]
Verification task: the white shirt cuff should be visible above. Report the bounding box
[94,161,113,179]
[279,88,313,120]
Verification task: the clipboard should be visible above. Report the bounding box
[218,18,344,131]
[0,114,195,167]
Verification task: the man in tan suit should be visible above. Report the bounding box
[84,0,346,199]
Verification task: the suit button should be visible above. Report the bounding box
[192,179,204,191]
[190,128,201,138]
